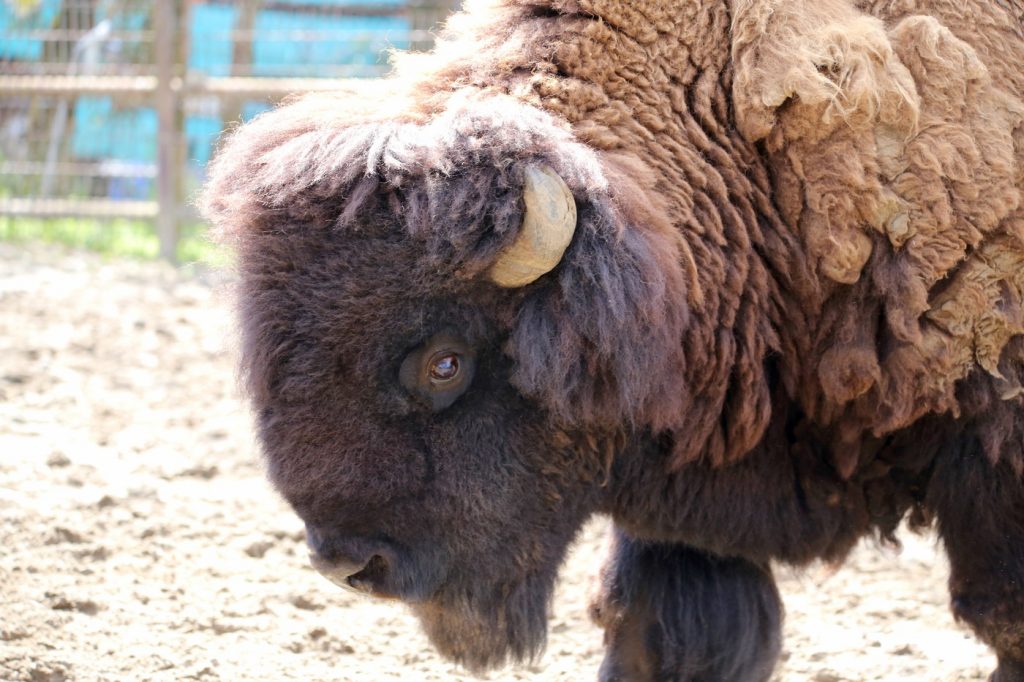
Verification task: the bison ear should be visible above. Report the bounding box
[505,152,694,432]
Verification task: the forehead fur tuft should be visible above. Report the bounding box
[199,91,607,251]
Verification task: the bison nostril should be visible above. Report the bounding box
[304,526,402,597]
[308,552,367,591]
[309,550,392,596]
[346,554,389,593]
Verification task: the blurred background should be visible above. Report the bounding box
[0,0,459,262]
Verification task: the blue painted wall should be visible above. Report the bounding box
[189,3,408,77]
[0,0,62,60]
[2,0,412,198]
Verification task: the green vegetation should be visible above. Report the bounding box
[0,217,230,267]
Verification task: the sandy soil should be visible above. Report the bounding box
[0,243,997,682]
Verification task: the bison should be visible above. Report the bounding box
[200,0,1024,679]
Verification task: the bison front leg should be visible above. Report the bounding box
[589,527,782,682]
[928,429,1024,682]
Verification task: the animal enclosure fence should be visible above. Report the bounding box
[0,0,460,259]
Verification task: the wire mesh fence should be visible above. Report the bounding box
[0,0,460,258]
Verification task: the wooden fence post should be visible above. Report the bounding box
[155,0,180,262]
[409,0,454,53]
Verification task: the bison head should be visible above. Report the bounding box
[201,91,692,670]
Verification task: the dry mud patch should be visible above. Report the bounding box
[0,244,995,681]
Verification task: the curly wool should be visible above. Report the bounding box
[203,0,1024,476]
[404,0,1024,473]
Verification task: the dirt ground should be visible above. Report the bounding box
[0,243,998,682]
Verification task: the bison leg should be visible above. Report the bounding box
[589,527,782,682]
[928,434,1024,682]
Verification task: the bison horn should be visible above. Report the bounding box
[488,165,578,287]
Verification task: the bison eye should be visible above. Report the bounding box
[428,352,460,383]
[399,333,476,411]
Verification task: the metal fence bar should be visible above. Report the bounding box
[155,1,179,261]
[0,75,159,95]
[0,198,158,219]
[0,74,385,97]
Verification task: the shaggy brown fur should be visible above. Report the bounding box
[202,0,1024,679]
[391,0,1024,471]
